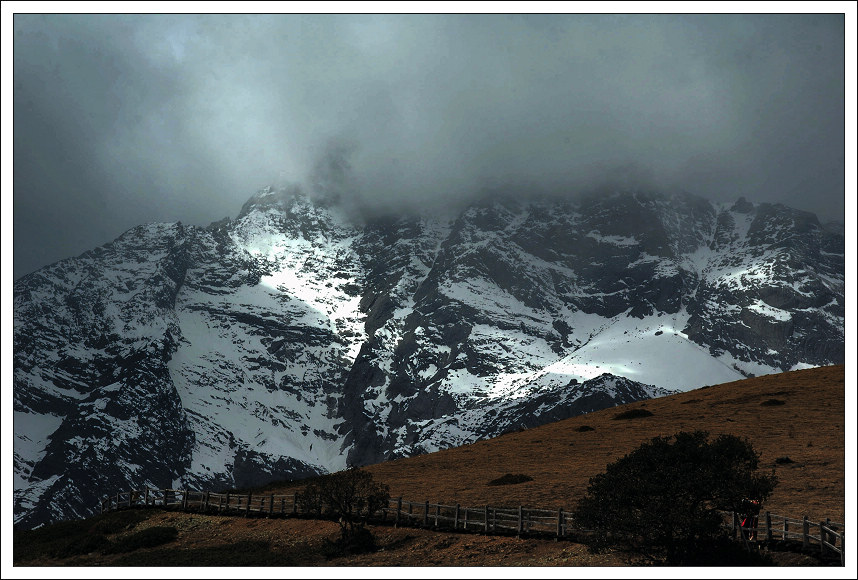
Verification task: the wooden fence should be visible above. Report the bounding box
[724,509,845,565]
[100,488,844,565]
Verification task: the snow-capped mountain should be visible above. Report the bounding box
[13,186,844,528]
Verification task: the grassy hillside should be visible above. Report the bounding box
[13,365,846,567]
[357,364,846,525]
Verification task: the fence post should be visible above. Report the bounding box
[841,529,845,567]
[163,489,169,507]
[424,501,429,527]
[463,508,469,530]
[246,493,252,516]
[280,497,285,515]
[204,491,210,512]
[765,511,772,542]
[802,517,809,549]
[182,490,188,510]
[518,506,523,537]
[492,508,497,532]
[225,492,231,513]
[435,503,440,527]
[557,508,563,540]
[454,504,460,529]
[292,493,298,515]
[783,517,788,541]
[395,497,402,528]
[269,493,274,516]
[819,521,826,556]
[485,505,489,534]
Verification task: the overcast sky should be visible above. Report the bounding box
[9,12,849,279]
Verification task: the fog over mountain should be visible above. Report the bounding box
[11,13,848,279]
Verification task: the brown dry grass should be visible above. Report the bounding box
[15,365,847,568]
[291,364,846,524]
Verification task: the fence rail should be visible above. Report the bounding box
[100,488,844,565]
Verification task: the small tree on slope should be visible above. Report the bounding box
[298,467,390,553]
[572,430,777,564]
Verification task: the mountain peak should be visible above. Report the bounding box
[730,196,755,213]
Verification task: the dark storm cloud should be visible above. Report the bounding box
[12,13,846,278]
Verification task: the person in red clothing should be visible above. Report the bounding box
[740,498,761,541]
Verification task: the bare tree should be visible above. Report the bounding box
[297,467,390,547]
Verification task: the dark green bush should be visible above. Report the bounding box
[612,408,654,420]
[573,431,777,565]
[576,425,596,432]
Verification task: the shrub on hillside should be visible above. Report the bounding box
[297,467,389,553]
[572,430,777,565]
[612,408,654,420]
[296,481,324,517]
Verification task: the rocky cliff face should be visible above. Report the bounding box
[13,186,844,528]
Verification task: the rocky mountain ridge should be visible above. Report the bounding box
[13,186,844,528]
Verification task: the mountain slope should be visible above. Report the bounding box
[13,187,844,528]
[13,366,845,568]
[356,364,845,527]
